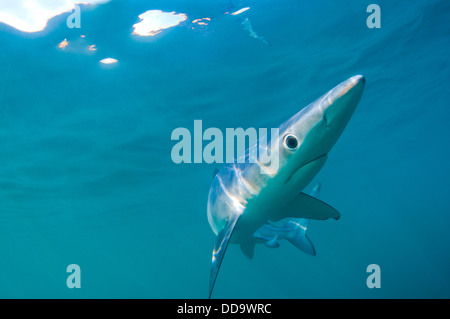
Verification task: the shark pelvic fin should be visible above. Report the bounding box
[274,192,340,221]
[209,215,239,299]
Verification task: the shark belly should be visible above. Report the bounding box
[231,154,327,244]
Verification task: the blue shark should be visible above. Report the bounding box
[207,75,366,298]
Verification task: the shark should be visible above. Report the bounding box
[207,75,366,298]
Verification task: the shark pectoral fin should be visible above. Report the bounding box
[209,215,239,299]
[240,241,256,259]
[277,192,340,221]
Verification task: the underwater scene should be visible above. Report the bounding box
[0,0,449,299]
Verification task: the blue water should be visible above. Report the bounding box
[0,0,449,298]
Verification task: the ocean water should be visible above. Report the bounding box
[0,0,449,298]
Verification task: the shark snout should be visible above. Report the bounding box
[322,75,365,128]
[284,75,366,169]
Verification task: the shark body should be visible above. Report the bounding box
[207,75,366,298]
[252,183,322,256]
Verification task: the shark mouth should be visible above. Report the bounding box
[285,153,328,184]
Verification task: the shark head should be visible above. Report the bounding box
[272,75,366,190]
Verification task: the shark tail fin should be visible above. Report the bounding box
[287,219,316,256]
[209,215,239,299]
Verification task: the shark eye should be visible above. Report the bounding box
[283,134,298,150]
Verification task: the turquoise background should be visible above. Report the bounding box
[0,0,449,298]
